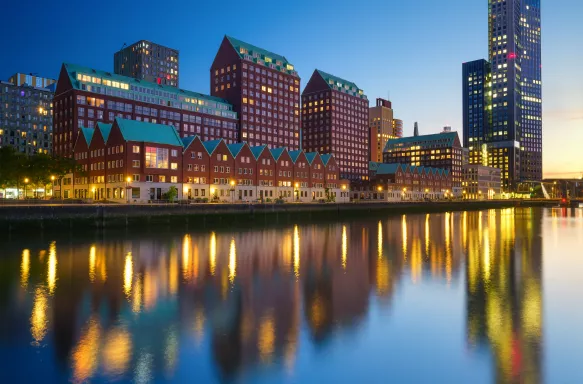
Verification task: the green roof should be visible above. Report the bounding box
[227,142,247,158]
[226,36,290,66]
[181,135,199,150]
[250,145,268,160]
[62,63,236,119]
[79,127,94,146]
[304,152,319,165]
[376,163,402,175]
[320,154,333,166]
[97,122,112,142]
[288,150,302,163]
[269,147,287,161]
[316,70,365,97]
[202,139,223,155]
[383,132,460,152]
[115,118,182,146]
[225,36,298,77]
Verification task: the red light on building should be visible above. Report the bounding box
[156,77,161,84]
[508,52,517,59]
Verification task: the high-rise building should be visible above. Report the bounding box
[383,132,464,187]
[463,59,492,165]
[463,0,542,191]
[0,74,55,155]
[210,36,301,150]
[114,40,179,87]
[302,69,369,181]
[369,98,395,163]
[392,118,403,138]
[52,63,237,158]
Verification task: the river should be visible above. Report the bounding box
[0,207,582,383]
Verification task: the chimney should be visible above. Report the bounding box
[414,122,419,137]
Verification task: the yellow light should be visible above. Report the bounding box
[126,177,131,183]
[342,185,347,190]
[47,241,57,294]
[294,183,299,188]
[30,287,48,344]
[230,180,235,187]
[403,188,407,192]
[341,225,347,269]
[24,178,29,183]
[89,246,96,282]
[50,175,55,181]
[377,186,382,191]
[123,252,133,298]
[209,232,216,276]
[229,239,236,283]
[21,249,30,288]
[293,225,300,278]
[210,187,215,195]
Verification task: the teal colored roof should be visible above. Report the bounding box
[62,63,236,118]
[320,154,333,166]
[304,152,319,165]
[288,150,302,163]
[376,163,402,175]
[369,161,381,171]
[97,122,112,142]
[383,132,460,152]
[227,142,246,158]
[115,118,182,146]
[316,70,366,98]
[226,36,292,67]
[181,135,198,150]
[270,147,287,161]
[79,127,94,146]
[250,145,267,159]
[202,139,223,155]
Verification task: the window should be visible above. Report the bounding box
[171,162,178,170]
[133,174,140,182]
[132,160,140,168]
[171,149,178,157]
[170,176,178,183]
[146,175,153,182]
[133,145,140,153]
[145,147,169,168]
[159,175,166,182]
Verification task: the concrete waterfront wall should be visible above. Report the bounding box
[0,200,552,232]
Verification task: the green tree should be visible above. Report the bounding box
[165,186,178,202]
[0,147,26,197]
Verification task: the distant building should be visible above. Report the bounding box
[114,40,179,87]
[442,126,452,133]
[302,69,369,181]
[462,164,502,200]
[383,131,464,187]
[210,36,301,150]
[369,98,395,163]
[0,75,55,155]
[392,118,403,138]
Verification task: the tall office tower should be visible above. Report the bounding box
[413,122,419,137]
[210,36,301,150]
[369,98,394,163]
[392,118,403,138]
[0,74,55,154]
[114,40,179,87]
[488,0,542,189]
[302,70,369,181]
[463,59,492,166]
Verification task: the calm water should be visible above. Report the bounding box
[1,208,583,383]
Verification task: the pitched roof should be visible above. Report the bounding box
[320,154,333,166]
[376,163,402,175]
[316,70,365,97]
[202,139,223,155]
[304,152,319,165]
[226,36,291,66]
[79,127,94,146]
[181,135,198,151]
[269,147,287,161]
[288,150,302,163]
[369,161,381,171]
[61,63,235,116]
[227,142,246,158]
[97,122,113,142]
[250,145,268,159]
[114,118,182,146]
[383,132,460,152]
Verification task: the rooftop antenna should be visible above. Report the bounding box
[120,42,127,51]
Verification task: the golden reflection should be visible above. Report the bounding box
[282,233,292,269]
[132,274,142,314]
[376,255,390,296]
[30,287,48,344]
[425,214,430,255]
[342,225,348,269]
[169,248,178,296]
[401,215,408,258]
[210,232,217,276]
[411,239,422,283]
[182,235,191,281]
[229,238,236,283]
[258,313,275,364]
[522,279,542,338]
[72,317,101,382]
[47,241,57,294]
[293,225,300,278]
[143,270,157,311]
[89,246,96,282]
[124,252,133,299]
[483,228,491,282]
[193,310,205,346]
[102,326,132,376]
[21,249,30,288]
[377,221,383,260]
[164,326,179,374]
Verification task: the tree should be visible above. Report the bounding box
[0,147,26,197]
[164,186,178,202]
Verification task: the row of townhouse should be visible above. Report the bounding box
[56,117,350,203]
[351,162,454,202]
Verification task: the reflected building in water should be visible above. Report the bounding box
[465,208,543,383]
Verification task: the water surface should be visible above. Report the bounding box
[1,207,582,383]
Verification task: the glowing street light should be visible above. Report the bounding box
[23,178,29,199]
[230,180,236,203]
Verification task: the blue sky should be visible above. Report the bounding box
[1,0,582,177]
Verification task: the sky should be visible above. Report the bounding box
[1,0,582,177]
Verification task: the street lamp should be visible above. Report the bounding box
[230,180,235,203]
[377,186,382,192]
[23,178,29,199]
[295,182,299,202]
[126,176,132,203]
[50,175,55,199]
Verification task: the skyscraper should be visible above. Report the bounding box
[369,98,395,163]
[463,0,542,191]
[114,40,179,87]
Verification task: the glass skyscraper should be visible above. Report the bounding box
[463,0,542,191]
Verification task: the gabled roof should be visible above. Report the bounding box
[304,152,319,165]
[369,161,381,171]
[288,150,303,163]
[97,122,113,142]
[115,118,182,146]
[226,36,291,66]
[270,147,287,161]
[320,154,333,166]
[79,127,94,146]
[383,132,460,152]
[376,163,402,175]
[316,70,364,95]
[202,139,223,155]
[250,145,268,160]
[227,142,247,158]
[181,135,198,150]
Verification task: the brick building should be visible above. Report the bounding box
[114,40,179,87]
[369,98,396,163]
[302,69,369,182]
[61,118,348,203]
[210,36,301,150]
[53,63,237,158]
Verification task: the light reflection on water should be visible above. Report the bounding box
[1,208,582,383]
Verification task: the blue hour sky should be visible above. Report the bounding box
[2,0,582,177]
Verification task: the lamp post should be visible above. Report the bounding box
[402,187,407,201]
[230,180,235,203]
[126,177,132,204]
[50,175,55,199]
[425,188,429,201]
[295,182,299,202]
[23,178,29,199]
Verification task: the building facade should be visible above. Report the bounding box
[114,40,179,87]
[462,164,502,200]
[383,132,464,187]
[369,98,396,163]
[210,36,301,150]
[52,63,237,158]
[392,118,403,138]
[302,70,369,182]
[463,59,492,165]
[0,76,54,155]
[60,118,348,203]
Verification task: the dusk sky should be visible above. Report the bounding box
[2,0,581,177]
